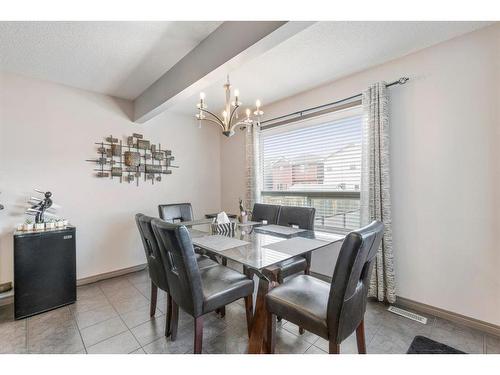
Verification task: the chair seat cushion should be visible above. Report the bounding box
[276,256,307,279]
[266,275,330,338]
[201,265,254,314]
[196,254,219,269]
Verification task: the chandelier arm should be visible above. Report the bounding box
[228,105,239,127]
[200,108,225,127]
[230,120,251,133]
[201,117,226,131]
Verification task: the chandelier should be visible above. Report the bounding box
[196,76,263,137]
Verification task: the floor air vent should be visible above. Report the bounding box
[387,306,428,324]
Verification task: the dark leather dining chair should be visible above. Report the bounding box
[251,203,281,224]
[158,202,216,257]
[274,206,316,282]
[135,214,218,337]
[151,219,255,354]
[158,203,194,223]
[265,221,384,354]
[135,214,169,319]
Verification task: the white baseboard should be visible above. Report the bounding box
[0,290,14,307]
[76,263,147,286]
[311,271,500,338]
[396,296,500,338]
[0,263,147,307]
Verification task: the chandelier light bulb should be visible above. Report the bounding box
[194,75,262,137]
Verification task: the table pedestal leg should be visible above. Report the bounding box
[247,267,279,354]
[248,277,270,354]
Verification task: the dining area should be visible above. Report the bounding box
[135,202,384,354]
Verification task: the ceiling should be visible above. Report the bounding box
[171,21,493,115]
[0,21,222,99]
[0,21,494,114]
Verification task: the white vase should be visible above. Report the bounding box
[35,223,45,231]
[23,223,34,231]
[55,221,64,228]
[45,222,55,230]
[16,223,23,231]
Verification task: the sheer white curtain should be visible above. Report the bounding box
[244,124,261,212]
[361,82,396,303]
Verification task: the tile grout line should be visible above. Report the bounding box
[83,279,140,353]
[68,304,88,354]
[129,313,166,350]
[365,320,383,349]
[127,274,169,353]
[86,327,133,352]
[302,342,314,354]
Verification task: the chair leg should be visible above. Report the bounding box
[165,294,172,337]
[304,253,312,275]
[244,295,253,337]
[194,316,204,354]
[266,312,276,354]
[356,319,367,354]
[298,262,308,335]
[215,257,227,317]
[329,339,340,354]
[170,299,179,341]
[150,282,158,317]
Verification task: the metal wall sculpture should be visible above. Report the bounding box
[86,133,177,186]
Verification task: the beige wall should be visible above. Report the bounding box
[0,72,221,282]
[220,24,500,325]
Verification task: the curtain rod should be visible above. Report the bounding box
[260,77,409,127]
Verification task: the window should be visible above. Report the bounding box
[260,106,362,232]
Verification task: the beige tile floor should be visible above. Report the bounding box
[1,269,499,354]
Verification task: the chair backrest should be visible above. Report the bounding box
[277,206,316,230]
[252,203,281,224]
[135,213,169,292]
[151,218,204,317]
[326,221,384,343]
[158,203,194,223]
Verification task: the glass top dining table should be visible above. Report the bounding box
[185,220,346,274]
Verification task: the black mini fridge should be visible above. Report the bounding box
[14,227,76,319]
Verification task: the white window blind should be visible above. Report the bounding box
[260,106,362,231]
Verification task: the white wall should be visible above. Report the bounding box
[0,72,221,282]
[220,24,500,325]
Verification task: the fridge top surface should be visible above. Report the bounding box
[14,226,75,237]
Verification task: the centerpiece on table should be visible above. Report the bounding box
[238,198,251,224]
[211,211,236,236]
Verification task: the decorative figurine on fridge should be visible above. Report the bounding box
[26,189,54,223]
